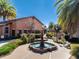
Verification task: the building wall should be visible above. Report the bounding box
[0,25,3,36]
[15,17,33,30]
[0,17,44,37]
[0,25,10,38]
[15,17,43,30]
[33,18,43,30]
[10,17,44,36]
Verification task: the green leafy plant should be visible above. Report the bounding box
[0,39,23,56]
[57,38,66,44]
[46,32,54,39]
[21,34,29,43]
[21,33,35,43]
[71,44,79,57]
[28,34,35,42]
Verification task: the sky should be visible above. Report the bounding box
[12,0,58,26]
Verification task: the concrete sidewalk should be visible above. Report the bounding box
[0,41,8,47]
[0,40,71,59]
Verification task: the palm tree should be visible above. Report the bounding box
[0,0,16,38]
[48,22,54,31]
[55,0,79,35]
[0,0,16,21]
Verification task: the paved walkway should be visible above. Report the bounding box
[0,41,8,47]
[0,40,71,59]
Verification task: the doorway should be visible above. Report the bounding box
[12,30,15,36]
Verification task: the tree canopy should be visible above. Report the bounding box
[48,22,54,31]
[56,0,79,34]
[0,0,16,21]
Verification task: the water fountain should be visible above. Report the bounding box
[29,30,57,54]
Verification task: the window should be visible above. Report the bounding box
[28,30,32,33]
[5,27,9,33]
[5,27,8,29]
[24,30,27,33]
[12,30,15,36]
[18,30,22,34]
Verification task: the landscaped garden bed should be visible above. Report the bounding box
[0,33,35,57]
[0,39,23,56]
[46,32,66,44]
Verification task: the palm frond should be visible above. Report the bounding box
[0,0,16,21]
[55,0,63,6]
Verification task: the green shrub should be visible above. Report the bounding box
[21,33,35,43]
[10,39,23,46]
[0,39,23,56]
[57,38,66,44]
[0,43,16,56]
[21,34,29,44]
[46,32,54,38]
[71,44,79,57]
[0,46,13,55]
[28,34,35,42]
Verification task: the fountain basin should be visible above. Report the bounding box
[29,41,57,53]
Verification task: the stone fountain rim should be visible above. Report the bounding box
[29,41,57,54]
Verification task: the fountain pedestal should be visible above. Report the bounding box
[40,30,45,49]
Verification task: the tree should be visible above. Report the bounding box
[48,22,54,31]
[55,0,79,34]
[0,0,16,21]
[0,0,16,38]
